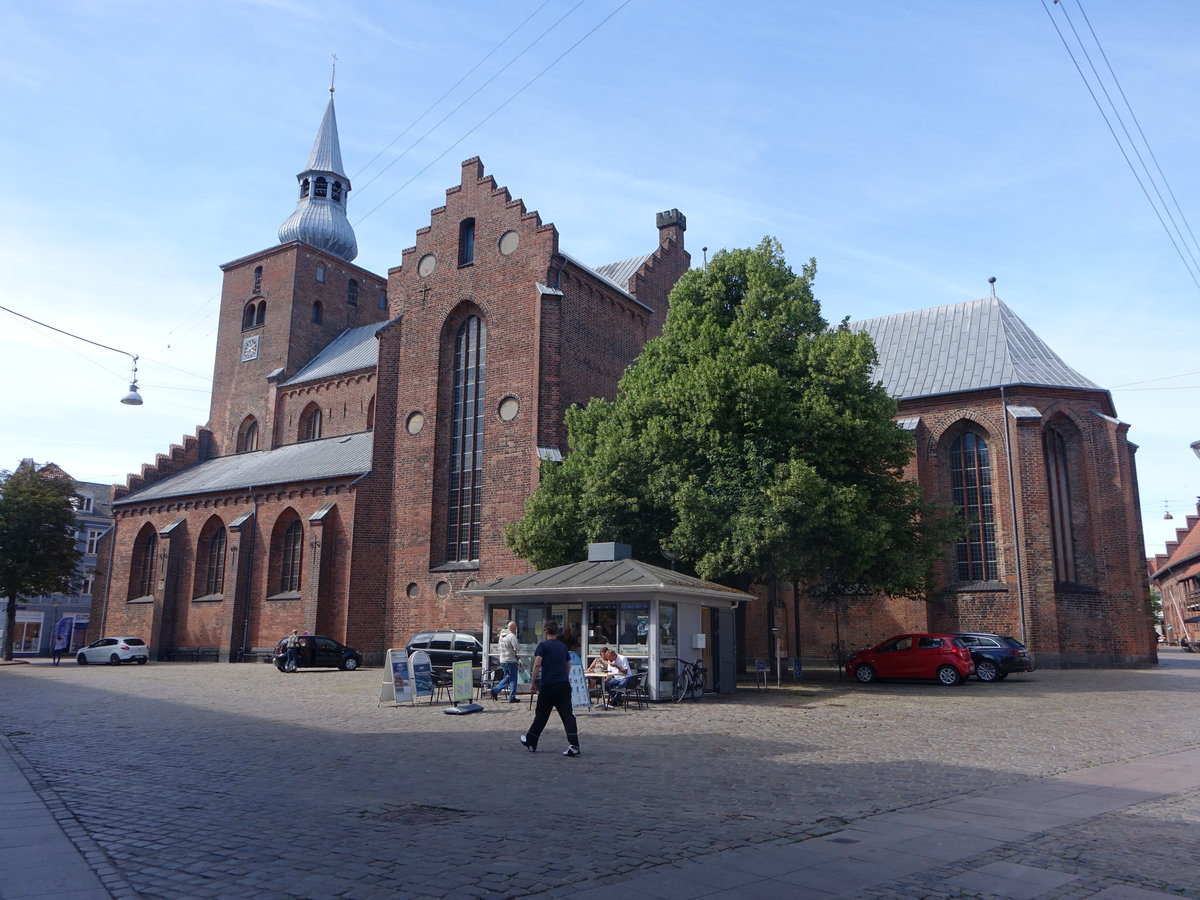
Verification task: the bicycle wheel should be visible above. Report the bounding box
[690,669,705,700]
[673,670,689,702]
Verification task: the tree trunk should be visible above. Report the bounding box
[3,592,17,662]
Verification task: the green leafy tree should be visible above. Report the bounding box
[507,238,955,598]
[0,463,81,660]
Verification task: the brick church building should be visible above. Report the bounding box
[91,96,1155,669]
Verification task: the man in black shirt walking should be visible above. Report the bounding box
[520,621,580,757]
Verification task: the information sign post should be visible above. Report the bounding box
[378,648,412,706]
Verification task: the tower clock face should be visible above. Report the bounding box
[241,336,260,362]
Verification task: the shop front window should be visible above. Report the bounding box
[14,612,43,653]
[658,602,678,696]
[618,604,649,659]
[588,605,617,657]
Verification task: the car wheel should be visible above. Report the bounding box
[135,658,148,665]
[77,654,88,665]
[342,657,359,671]
[975,659,1000,682]
[937,665,962,686]
[109,653,123,666]
[853,664,876,684]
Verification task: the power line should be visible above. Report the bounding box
[352,0,558,188]
[356,0,633,226]
[1041,0,1200,292]
[354,0,587,200]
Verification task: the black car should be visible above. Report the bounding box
[405,630,483,679]
[953,633,1035,682]
[273,635,362,672]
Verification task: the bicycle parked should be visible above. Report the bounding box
[671,657,706,702]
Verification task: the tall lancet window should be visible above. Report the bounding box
[1044,428,1076,583]
[446,315,486,562]
[950,432,998,582]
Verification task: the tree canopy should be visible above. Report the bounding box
[0,462,82,660]
[506,238,954,596]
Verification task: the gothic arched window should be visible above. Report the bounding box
[311,301,323,324]
[445,315,486,562]
[949,432,998,582]
[1044,427,1077,584]
[300,178,310,198]
[300,404,322,442]
[133,528,158,599]
[236,416,259,453]
[243,303,256,329]
[314,177,328,199]
[253,266,263,295]
[332,180,343,203]
[280,519,302,593]
[256,300,266,326]
[347,279,358,305]
[205,526,227,596]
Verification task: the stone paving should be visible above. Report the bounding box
[1,649,1198,898]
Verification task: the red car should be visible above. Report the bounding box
[845,633,975,686]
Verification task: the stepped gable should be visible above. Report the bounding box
[403,157,553,257]
[1150,501,1200,577]
[114,427,213,501]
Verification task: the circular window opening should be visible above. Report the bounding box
[435,581,450,597]
[417,254,436,277]
[406,582,419,599]
[498,396,520,421]
[406,411,425,435]
[498,230,520,256]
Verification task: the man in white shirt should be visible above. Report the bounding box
[603,648,632,703]
[490,621,522,703]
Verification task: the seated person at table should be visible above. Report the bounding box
[602,648,632,702]
[588,649,612,673]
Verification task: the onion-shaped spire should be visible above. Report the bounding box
[278,95,358,261]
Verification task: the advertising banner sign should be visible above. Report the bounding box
[379,648,411,705]
[451,659,473,703]
[410,650,433,700]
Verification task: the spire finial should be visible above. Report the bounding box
[330,54,337,94]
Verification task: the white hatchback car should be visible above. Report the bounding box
[76,637,150,666]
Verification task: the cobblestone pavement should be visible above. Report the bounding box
[1,649,1199,899]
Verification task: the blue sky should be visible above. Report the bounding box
[2,1,1197,557]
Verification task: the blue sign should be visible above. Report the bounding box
[793,657,803,679]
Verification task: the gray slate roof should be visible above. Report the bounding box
[463,558,752,600]
[848,297,1102,401]
[114,432,372,505]
[560,252,653,313]
[285,320,390,385]
[593,253,653,293]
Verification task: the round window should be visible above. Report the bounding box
[406,411,425,435]
[417,253,436,277]
[435,581,450,597]
[406,582,419,599]
[498,230,520,256]
[498,396,520,421]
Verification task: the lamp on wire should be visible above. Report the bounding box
[0,303,144,406]
[1163,501,1173,521]
[120,355,143,406]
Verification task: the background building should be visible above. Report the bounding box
[6,461,109,657]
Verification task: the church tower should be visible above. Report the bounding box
[206,91,386,457]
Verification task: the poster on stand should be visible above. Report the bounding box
[410,650,433,701]
[451,659,473,703]
[379,648,411,705]
[569,662,591,711]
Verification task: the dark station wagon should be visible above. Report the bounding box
[952,632,1035,682]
